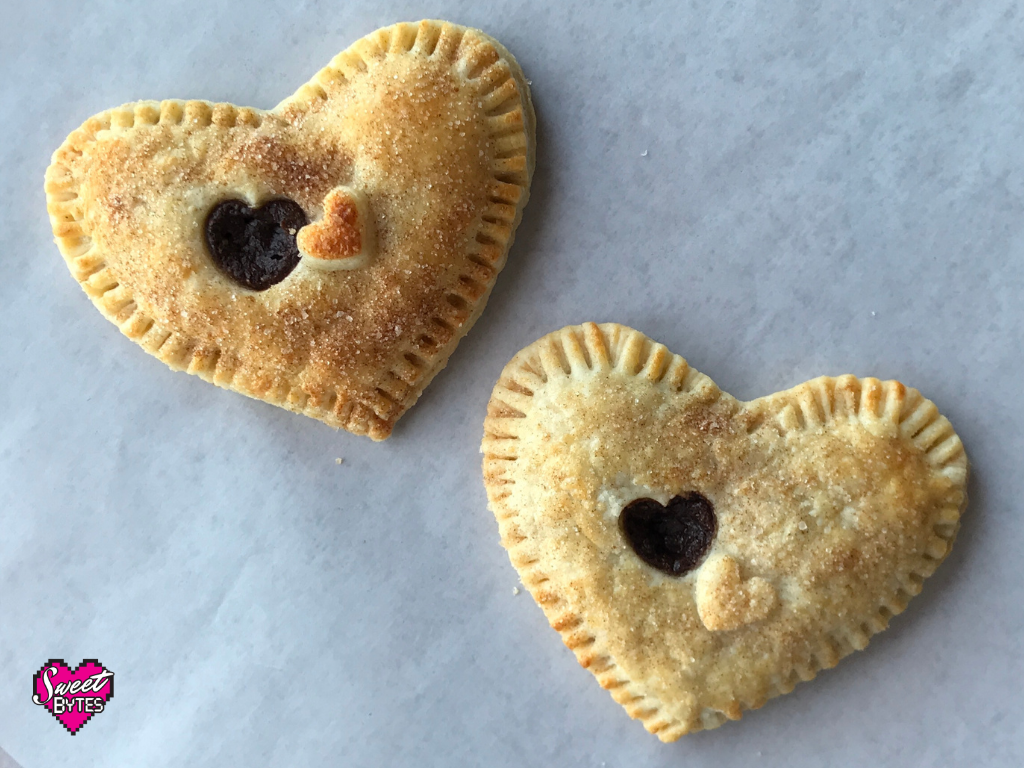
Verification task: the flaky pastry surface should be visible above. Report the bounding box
[46,20,535,439]
[482,323,967,740]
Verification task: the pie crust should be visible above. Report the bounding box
[482,323,968,739]
[45,20,535,439]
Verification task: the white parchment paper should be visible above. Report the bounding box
[1,1,1021,765]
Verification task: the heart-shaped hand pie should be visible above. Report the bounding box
[45,20,535,439]
[482,323,967,740]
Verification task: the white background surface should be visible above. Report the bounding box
[1,1,1022,765]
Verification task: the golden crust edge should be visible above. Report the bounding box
[334,21,538,437]
[271,19,537,437]
[480,321,969,740]
[44,19,535,441]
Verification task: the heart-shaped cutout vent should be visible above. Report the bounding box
[619,493,717,576]
[204,199,307,290]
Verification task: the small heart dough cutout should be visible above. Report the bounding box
[695,554,778,631]
[296,187,375,270]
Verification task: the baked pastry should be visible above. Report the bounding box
[45,20,535,439]
[482,323,967,740]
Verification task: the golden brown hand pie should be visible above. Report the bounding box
[45,20,535,439]
[482,323,967,740]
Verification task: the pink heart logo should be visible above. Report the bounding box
[32,659,114,734]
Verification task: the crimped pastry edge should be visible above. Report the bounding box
[45,20,536,440]
[481,322,968,740]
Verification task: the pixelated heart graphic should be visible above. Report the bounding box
[32,659,114,734]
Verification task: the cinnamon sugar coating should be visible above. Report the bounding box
[482,323,967,739]
[45,20,535,439]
